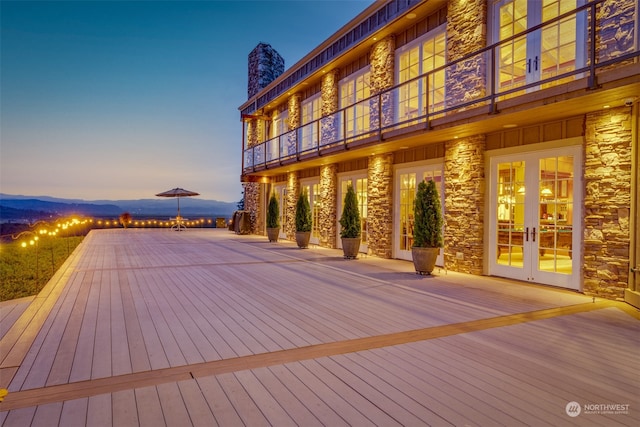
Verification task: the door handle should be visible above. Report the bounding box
[531,227,537,242]
[525,227,529,242]
[528,58,531,73]
[534,55,539,71]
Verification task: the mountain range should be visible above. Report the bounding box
[0,193,238,222]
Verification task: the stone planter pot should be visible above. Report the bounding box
[295,231,311,248]
[411,246,440,275]
[341,237,361,259]
[266,227,280,242]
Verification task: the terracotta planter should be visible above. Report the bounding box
[411,246,440,275]
[295,231,311,248]
[341,237,361,259]
[266,227,279,242]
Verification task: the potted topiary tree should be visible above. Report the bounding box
[412,179,443,275]
[266,192,280,242]
[295,189,312,248]
[339,184,361,259]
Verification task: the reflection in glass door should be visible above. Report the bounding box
[490,146,580,289]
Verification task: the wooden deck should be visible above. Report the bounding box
[1,228,639,426]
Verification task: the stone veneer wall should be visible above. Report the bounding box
[285,172,300,240]
[369,36,395,129]
[319,164,338,248]
[444,135,485,274]
[367,154,394,258]
[243,182,261,233]
[445,0,487,106]
[583,106,632,299]
[287,94,301,155]
[321,70,340,144]
[597,0,636,64]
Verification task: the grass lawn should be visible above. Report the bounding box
[0,236,84,301]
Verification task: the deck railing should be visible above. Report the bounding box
[243,0,638,173]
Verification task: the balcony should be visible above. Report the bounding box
[243,0,639,175]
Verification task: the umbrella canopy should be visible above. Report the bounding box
[155,187,200,218]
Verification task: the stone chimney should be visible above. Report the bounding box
[248,42,285,98]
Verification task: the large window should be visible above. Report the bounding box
[493,0,586,96]
[301,95,321,152]
[340,68,371,139]
[396,26,446,122]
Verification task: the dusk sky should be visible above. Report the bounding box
[1,0,372,203]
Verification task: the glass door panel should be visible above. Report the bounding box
[537,156,573,274]
[399,173,416,254]
[496,161,526,268]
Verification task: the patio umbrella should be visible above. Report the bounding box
[155,187,200,219]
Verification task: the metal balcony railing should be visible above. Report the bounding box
[243,0,639,173]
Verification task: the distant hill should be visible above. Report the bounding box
[0,194,237,222]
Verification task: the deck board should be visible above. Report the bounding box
[1,229,638,426]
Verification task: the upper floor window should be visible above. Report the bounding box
[300,94,321,152]
[340,67,371,139]
[396,25,447,122]
[492,0,587,96]
[272,110,289,139]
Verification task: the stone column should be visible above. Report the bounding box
[445,0,487,107]
[287,93,301,155]
[243,181,262,233]
[286,172,300,240]
[584,106,632,299]
[243,118,261,233]
[367,153,394,258]
[369,36,395,129]
[444,135,485,274]
[321,69,340,144]
[319,164,338,248]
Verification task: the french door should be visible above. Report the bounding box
[489,146,581,289]
[394,164,444,265]
[494,0,586,94]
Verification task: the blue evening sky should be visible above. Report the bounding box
[1,0,372,203]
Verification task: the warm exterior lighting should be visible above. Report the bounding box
[503,124,518,128]
[406,12,417,19]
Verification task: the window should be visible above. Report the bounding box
[301,95,321,152]
[396,25,446,122]
[340,68,371,139]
